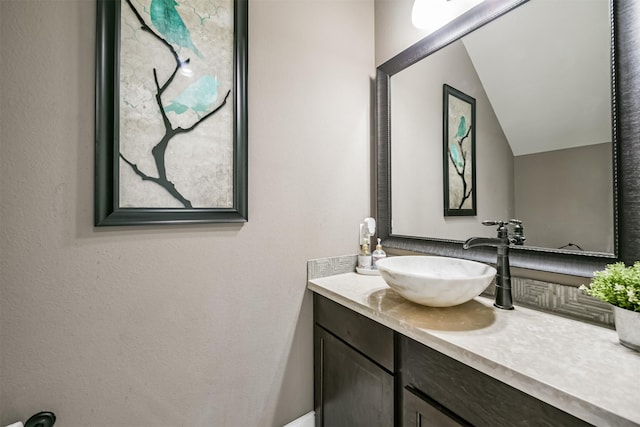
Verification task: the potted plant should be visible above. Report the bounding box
[580,262,640,351]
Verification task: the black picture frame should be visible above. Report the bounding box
[443,84,476,216]
[95,0,248,226]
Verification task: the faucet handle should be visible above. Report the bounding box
[481,219,525,245]
[509,219,526,245]
[481,220,506,227]
[482,219,523,228]
[481,220,509,239]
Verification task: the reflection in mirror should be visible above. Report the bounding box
[390,0,613,254]
[374,0,640,278]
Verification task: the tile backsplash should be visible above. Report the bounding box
[482,277,613,327]
[307,255,357,280]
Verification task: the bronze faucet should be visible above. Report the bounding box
[463,220,525,310]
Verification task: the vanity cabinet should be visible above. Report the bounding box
[313,292,593,427]
[314,294,394,426]
[400,336,590,427]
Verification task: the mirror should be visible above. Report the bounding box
[376,0,640,277]
[391,0,612,253]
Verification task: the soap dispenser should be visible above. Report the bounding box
[357,218,377,274]
[358,239,372,270]
[372,238,386,268]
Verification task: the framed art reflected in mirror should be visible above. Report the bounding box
[443,84,476,217]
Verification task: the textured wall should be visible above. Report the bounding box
[514,143,614,253]
[0,0,374,425]
[390,40,514,240]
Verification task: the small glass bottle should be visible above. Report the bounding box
[372,238,387,268]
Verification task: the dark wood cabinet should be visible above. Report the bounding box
[402,386,470,427]
[313,292,592,427]
[314,294,394,427]
[314,326,394,426]
[399,337,590,427]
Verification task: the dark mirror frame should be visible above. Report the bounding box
[376,0,640,278]
[95,0,248,226]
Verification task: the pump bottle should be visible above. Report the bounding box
[372,238,387,268]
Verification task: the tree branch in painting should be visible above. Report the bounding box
[448,119,473,209]
[120,0,231,208]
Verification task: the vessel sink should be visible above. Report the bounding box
[375,256,496,307]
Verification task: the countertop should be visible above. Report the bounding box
[308,273,640,427]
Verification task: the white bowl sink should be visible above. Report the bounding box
[375,256,496,307]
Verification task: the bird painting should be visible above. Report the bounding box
[164,75,219,117]
[150,0,203,59]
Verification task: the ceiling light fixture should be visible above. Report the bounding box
[411,0,485,33]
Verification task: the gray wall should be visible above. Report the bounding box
[390,40,514,240]
[0,0,374,425]
[514,143,614,253]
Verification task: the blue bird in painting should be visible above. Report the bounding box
[449,116,467,170]
[150,0,203,58]
[456,116,467,140]
[164,75,219,117]
[449,143,464,170]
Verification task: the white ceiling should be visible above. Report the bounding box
[462,0,611,156]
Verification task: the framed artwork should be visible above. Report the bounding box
[443,84,476,216]
[95,0,248,226]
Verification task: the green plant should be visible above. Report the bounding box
[580,262,640,312]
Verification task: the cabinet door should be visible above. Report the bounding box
[314,325,394,427]
[401,336,591,427]
[403,387,469,427]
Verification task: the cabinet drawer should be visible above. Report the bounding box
[403,386,470,427]
[314,293,394,371]
[401,336,590,427]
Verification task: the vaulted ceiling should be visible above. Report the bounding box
[462,0,611,156]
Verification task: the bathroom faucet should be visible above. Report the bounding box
[463,220,525,310]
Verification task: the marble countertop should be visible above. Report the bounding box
[308,273,640,427]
